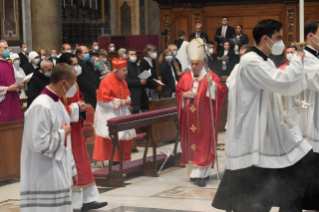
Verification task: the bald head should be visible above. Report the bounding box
[39,49,46,58]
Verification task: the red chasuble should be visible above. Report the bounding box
[176,71,227,167]
[278,62,288,71]
[59,83,95,188]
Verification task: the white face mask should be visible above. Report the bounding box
[94,46,99,51]
[41,56,46,60]
[74,65,82,76]
[266,37,285,55]
[151,52,157,59]
[101,58,107,63]
[286,53,293,61]
[66,50,72,53]
[23,48,27,52]
[208,48,214,54]
[63,81,77,98]
[312,34,319,48]
[129,56,137,63]
[110,47,115,52]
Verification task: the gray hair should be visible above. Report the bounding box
[118,48,126,56]
[40,59,53,68]
[143,44,157,57]
[168,44,177,50]
[0,40,7,48]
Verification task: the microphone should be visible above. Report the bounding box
[190,98,194,104]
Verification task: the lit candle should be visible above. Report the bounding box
[300,0,304,42]
[95,0,98,10]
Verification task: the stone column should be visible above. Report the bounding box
[30,0,62,53]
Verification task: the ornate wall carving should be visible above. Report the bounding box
[163,13,170,47]
[0,0,20,41]
[194,12,201,24]
[114,0,139,35]
[120,2,132,35]
[287,8,295,43]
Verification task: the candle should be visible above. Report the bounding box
[82,0,84,7]
[63,0,65,8]
[90,0,92,8]
[95,0,98,10]
[71,0,73,6]
[300,0,304,42]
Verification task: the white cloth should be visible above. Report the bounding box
[170,65,178,85]
[225,49,311,170]
[28,51,39,63]
[0,86,7,103]
[143,57,153,67]
[13,65,27,99]
[52,58,57,66]
[176,41,191,72]
[94,97,136,140]
[57,53,62,59]
[72,184,100,209]
[186,162,212,178]
[20,91,78,212]
[299,46,319,152]
[221,26,227,37]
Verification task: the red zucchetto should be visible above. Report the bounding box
[112,58,127,70]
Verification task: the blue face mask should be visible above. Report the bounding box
[33,58,40,64]
[44,72,51,77]
[172,51,178,56]
[14,60,21,67]
[51,54,57,59]
[83,53,90,61]
[2,49,10,58]
[123,54,127,58]
[95,62,101,68]
[165,55,173,62]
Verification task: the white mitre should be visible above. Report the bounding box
[187,38,205,62]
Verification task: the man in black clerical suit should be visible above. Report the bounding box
[214,16,235,54]
[18,43,29,73]
[125,48,149,113]
[232,25,249,63]
[174,31,187,50]
[206,41,218,75]
[76,46,101,108]
[189,23,209,42]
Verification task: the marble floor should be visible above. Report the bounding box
[0,132,282,212]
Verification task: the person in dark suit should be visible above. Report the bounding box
[174,30,187,50]
[125,48,149,113]
[76,46,101,108]
[189,23,209,42]
[206,41,218,75]
[168,44,183,77]
[214,16,235,54]
[233,25,249,63]
[18,43,29,73]
[27,59,53,108]
[217,41,236,77]
[48,49,58,67]
[159,48,179,98]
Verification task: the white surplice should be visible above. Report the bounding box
[20,88,78,212]
[226,47,311,171]
[13,65,28,99]
[299,46,319,152]
[176,40,191,72]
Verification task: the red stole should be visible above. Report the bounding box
[278,62,288,71]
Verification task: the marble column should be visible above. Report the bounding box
[30,0,62,53]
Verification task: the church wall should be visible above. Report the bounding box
[146,0,160,35]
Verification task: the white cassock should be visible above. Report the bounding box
[176,41,191,72]
[13,65,28,99]
[20,87,78,212]
[299,45,319,152]
[226,47,311,171]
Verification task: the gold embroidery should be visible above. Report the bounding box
[189,105,196,113]
[191,143,196,151]
[190,124,197,132]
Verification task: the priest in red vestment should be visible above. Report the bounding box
[278,45,298,70]
[58,53,107,212]
[176,38,227,187]
[93,58,136,162]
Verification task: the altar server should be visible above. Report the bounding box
[20,63,78,212]
[212,19,315,212]
[175,31,191,72]
[175,38,227,187]
[93,58,136,162]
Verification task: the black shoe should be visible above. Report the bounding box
[81,201,108,212]
[197,178,206,187]
[190,176,209,182]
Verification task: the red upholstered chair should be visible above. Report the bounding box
[82,104,96,163]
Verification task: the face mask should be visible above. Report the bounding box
[74,65,82,76]
[95,62,101,68]
[33,58,40,64]
[312,34,319,48]
[208,48,214,54]
[83,53,90,61]
[165,55,173,62]
[23,48,27,52]
[14,60,21,67]
[51,54,57,59]
[266,37,285,55]
[41,56,46,60]
[66,50,72,53]
[123,54,127,59]
[286,53,293,61]
[44,72,51,77]
[151,52,157,59]
[172,51,178,56]
[101,58,107,63]
[63,81,77,98]
[129,56,137,63]
[110,47,115,52]
[94,46,99,51]
[2,49,10,58]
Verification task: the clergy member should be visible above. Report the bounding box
[278,45,298,70]
[0,40,23,124]
[58,53,108,211]
[93,58,136,163]
[175,38,227,187]
[175,31,191,72]
[212,19,314,212]
[20,63,78,212]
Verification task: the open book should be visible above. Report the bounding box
[15,73,33,85]
[138,69,152,80]
[153,79,165,86]
[217,55,229,61]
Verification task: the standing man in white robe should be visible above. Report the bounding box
[212,19,316,212]
[20,63,79,212]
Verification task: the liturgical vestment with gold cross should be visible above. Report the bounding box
[176,68,227,168]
